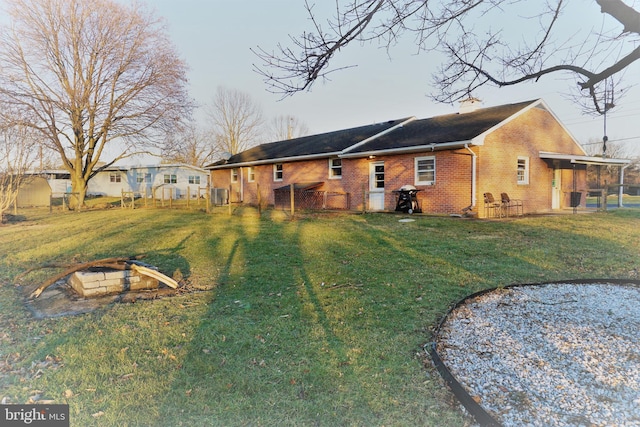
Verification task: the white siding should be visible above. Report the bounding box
[86,164,209,199]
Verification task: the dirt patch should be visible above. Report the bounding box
[22,280,179,319]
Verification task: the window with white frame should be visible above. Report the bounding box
[136,173,144,183]
[517,156,529,184]
[248,167,255,182]
[273,163,283,181]
[188,176,201,185]
[329,158,342,179]
[110,172,122,183]
[415,156,435,185]
[144,173,151,183]
[231,168,239,183]
[164,174,177,184]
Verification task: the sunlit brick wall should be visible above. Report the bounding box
[478,106,587,216]
[209,106,587,216]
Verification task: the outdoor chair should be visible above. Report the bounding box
[483,192,504,218]
[501,193,523,217]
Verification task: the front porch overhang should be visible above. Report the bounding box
[539,151,631,168]
[539,151,632,210]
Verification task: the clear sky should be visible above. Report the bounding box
[144,0,640,157]
[1,0,637,158]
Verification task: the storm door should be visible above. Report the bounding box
[369,161,385,211]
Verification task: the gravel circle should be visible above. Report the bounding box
[435,282,640,427]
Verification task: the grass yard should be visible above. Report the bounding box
[586,194,640,208]
[1,206,639,426]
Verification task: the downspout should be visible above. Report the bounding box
[464,144,477,208]
[619,164,630,208]
[240,167,244,203]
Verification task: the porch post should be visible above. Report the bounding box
[572,163,577,214]
[290,183,295,217]
[619,164,629,208]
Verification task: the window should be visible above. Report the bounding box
[415,156,435,185]
[517,157,529,184]
[248,167,255,182]
[137,173,151,183]
[109,173,121,183]
[164,174,177,184]
[231,168,238,183]
[329,158,342,179]
[188,176,201,185]
[273,163,283,181]
[373,163,384,189]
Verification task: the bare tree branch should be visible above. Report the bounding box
[268,115,310,142]
[205,87,265,155]
[253,0,640,113]
[0,120,41,221]
[162,121,216,168]
[0,0,193,208]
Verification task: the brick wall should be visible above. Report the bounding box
[211,152,474,214]
[478,106,587,217]
[210,106,586,216]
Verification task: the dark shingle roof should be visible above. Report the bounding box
[209,100,538,168]
[347,100,537,154]
[222,118,409,165]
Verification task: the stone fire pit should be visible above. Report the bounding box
[22,256,180,318]
[68,267,159,297]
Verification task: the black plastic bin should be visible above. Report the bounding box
[570,191,582,208]
[394,185,422,214]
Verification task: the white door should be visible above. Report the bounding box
[552,168,562,209]
[369,161,385,211]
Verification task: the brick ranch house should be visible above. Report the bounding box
[207,99,629,218]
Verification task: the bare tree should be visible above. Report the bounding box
[0,123,40,222]
[162,121,216,168]
[0,0,192,208]
[253,0,640,114]
[269,115,310,141]
[205,87,265,156]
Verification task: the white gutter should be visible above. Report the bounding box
[464,144,477,208]
[209,151,344,170]
[340,140,473,159]
[341,117,417,154]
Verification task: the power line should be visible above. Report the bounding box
[582,136,640,145]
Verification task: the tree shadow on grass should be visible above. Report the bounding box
[152,216,386,425]
[5,210,639,425]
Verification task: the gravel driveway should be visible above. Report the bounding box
[434,282,640,427]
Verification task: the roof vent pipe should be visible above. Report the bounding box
[459,97,482,114]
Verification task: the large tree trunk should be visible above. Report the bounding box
[70,173,87,210]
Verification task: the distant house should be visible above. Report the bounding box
[208,99,629,217]
[27,164,208,200]
[87,164,209,199]
[16,177,52,207]
[39,170,72,195]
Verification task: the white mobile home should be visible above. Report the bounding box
[87,164,209,199]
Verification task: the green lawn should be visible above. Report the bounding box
[1,207,639,426]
